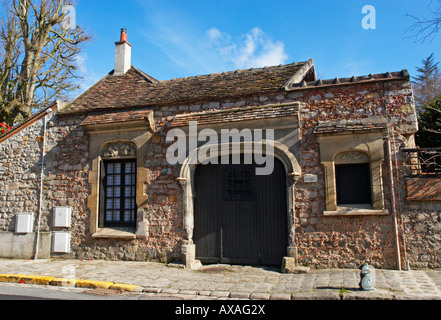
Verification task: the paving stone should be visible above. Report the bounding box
[161,288,180,294]
[229,292,251,299]
[293,291,341,300]
[250,292,270,300]
[270,293,292,300]
[210,291,231,298]
[179,290,199,295]
[143,287,162,293]
[342,290,394,300]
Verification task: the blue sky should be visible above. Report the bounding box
[74,0,441,91]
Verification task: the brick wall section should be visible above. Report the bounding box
[406,178,441,201]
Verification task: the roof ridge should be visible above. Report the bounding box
[159,61,306,83]
[287,69,410,91]
[130,65,159,83]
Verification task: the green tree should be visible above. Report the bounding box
[416,98,441,148]
[412,53,441,113]
[0,0,90,126]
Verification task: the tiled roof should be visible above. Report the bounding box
[64,62,308,114]
[171,103,300,128]
[65,67,157,114]
[80,109,154,126]
[314,118,388,134]
[287,70,409,91]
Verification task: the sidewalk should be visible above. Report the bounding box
[1,258,441,300]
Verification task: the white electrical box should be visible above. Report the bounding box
[15,213,34,234]
[53,207,72,228]
[52,232,71,253]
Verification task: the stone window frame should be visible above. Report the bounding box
[316,129,389,216]
[100,152,138,228]
[83,124,151,240]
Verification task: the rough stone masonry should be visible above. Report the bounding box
[0,31,439,270]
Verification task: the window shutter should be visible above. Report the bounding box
[99,160,106,228]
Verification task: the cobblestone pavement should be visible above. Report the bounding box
[1,259,441,300]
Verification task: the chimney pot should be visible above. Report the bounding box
[120,28,127,42]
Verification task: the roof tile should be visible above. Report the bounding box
[65,63,306,114]
[171,103,300,128]
[80,109,153,126]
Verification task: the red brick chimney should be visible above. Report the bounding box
[114,28,132,76]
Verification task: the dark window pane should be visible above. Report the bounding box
[101,159,137,227]
[336,163,372,205]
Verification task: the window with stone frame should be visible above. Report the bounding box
[100,159,137,227]
[81,112,153,239]
[315,121,389,216]
[98,141,138,229]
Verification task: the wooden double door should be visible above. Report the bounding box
[194,157,288,266]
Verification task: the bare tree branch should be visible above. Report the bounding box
[405,0,441,43]
[0,0,90,125]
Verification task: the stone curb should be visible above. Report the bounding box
[0,274,143,293]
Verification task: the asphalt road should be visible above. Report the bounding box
[0,282,176,300]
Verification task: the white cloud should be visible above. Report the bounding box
[138,3,289,77]
[206,27,289,70]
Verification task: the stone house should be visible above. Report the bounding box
[1,29,440,270]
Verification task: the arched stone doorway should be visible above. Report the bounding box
[177,141,301,269]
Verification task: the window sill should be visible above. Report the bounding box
[92,227,136,240]
[324,205,389,216]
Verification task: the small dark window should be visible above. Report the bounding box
[336,163,372,205]
[225,167,252,201]
[100,159,137,227]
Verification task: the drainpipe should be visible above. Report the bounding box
[34,111,49,260]
[390,127,410,271]
[387,126,402,271]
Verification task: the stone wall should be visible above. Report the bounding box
[401,176,441,269]
[0,117,44,232]
[1,76,431,269]
[143,78,418,269]
[288,80,416,269]
[0,117,45,258]
[402,202,441,269]
[42,114,90,257]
